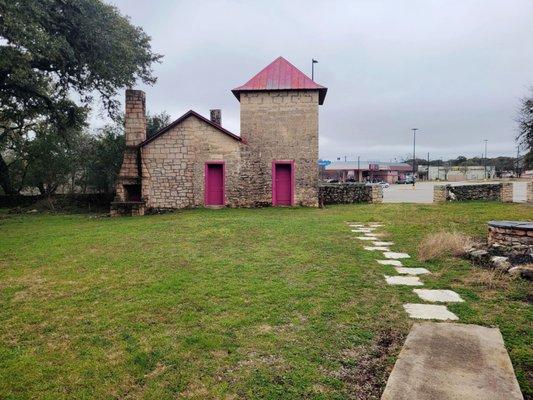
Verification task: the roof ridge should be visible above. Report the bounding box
[140,110,241,147]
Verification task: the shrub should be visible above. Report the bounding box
[418,231,472,261]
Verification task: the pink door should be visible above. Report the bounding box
[205,163,224,205]
[273,163,293,206]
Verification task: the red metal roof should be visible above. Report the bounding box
[232,57,327,105]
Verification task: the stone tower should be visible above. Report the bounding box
[232,57,327,206]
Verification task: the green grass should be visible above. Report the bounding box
[0,203,531,399]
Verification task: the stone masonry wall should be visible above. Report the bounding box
[115,90,146,202]
[239,90,319,207]
[319,184,383,205]
[141,115,241,209]
[433,183,513,203]
[488,221,533,255]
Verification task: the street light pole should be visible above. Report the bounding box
[412,128,418,187]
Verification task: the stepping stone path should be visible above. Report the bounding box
[377,259,403,266]
[414,289,464,303]
[364,246,391,251]
[347,221,464,321]
[383,251,410,259]
[373,241,394,246]
[384,275,424,286]
[403,304,459,320]
[394,267,430,275]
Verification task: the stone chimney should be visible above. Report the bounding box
[210,109,221,125]
[113,89,146,210]
[125,89,147,146]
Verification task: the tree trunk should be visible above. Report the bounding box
[0,153,15,194]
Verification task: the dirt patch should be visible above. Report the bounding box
[331,328,405,399]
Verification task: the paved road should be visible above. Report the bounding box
[383,181,528,204]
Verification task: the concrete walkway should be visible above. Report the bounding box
[381,322,524,400]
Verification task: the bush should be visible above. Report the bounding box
[418,231,472,261]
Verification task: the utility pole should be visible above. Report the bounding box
[484,139,488,179]
[412,128,418,187]
[516,146,520,177]
[311,59,318,81]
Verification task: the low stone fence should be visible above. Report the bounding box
[433,183,513,203]
[318,183,383,205]
[488,221,533,255]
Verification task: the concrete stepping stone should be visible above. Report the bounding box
[355,236,375,241]
[382,322,523,400]
[403,304,458,320]
[413,289,464,303]
[348,224,364,227]
[364,246,390,251]
[395,267,430,275]
[383,251,410,259]
[377,259,403,266]
[373,241,394,246]
[368,223,384,227]
[351,229,374,233]
[384,275,423,286]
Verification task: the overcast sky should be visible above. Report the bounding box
[103,0,533,162]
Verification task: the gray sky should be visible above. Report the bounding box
[103,0,533,162]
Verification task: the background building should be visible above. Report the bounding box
[418,165,496,181]
[324,161,412,183]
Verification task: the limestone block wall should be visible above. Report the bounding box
[318,184,383,205]
[141,115,241,209]
[239,90,319,207]
[488,221,533,254]
[433,183,514,203]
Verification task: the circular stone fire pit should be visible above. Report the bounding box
[488,221,533,254]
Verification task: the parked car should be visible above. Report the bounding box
[365,181,389,188]
[398,177,414,184]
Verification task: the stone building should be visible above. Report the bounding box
[111,57,327,216]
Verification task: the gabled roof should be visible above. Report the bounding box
[232,56,327,105]
[140,110,241,147]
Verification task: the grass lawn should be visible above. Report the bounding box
[0,203,531,399]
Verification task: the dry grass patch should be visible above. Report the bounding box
[418,231,472,262]
[463,269,515,290]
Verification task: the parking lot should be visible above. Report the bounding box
[382,181,528,203]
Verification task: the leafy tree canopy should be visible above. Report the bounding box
[146,111,171,138]
[517,89,533,168]
[0,0,161,193]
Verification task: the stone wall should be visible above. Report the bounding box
[433,183,513,203]
[318,183,383,205]
[488,221,533,255]
[239,90,319,207]
[141,115,241,209]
